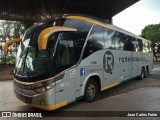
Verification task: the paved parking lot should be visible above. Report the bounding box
[0,63,160,119]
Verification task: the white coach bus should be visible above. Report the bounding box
[4,14,153,110]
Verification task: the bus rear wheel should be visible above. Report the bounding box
[84,79,98,102]
[139,67,145,80]
[145,66,149,77]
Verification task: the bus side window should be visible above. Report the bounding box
[138,39,143,52]
[64,19,92,62]
[148,42,152,53]
[111,31,124,50]
[55,32,75,67]
[143,41,148,52]
[75,31,88,63]
[143,41,152,53]
[132,38,139,52]
[147,42,152,53]
[123,35,135,51]
[83,25,104,59]
[103,28,114,49]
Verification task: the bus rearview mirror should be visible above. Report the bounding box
[4,38,22,55]
[38,26,77,51]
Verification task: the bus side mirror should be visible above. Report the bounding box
[38,26,77,51]
[3,38,22,55]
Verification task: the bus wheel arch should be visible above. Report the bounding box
[89,75,101,94]
[82,74,101,102]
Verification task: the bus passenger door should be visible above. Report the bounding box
[55,69,76,108]
[53,32,76,108]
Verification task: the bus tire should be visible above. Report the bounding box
[84,79,98,102]
[139,67,145,80]
[145,66,149,77]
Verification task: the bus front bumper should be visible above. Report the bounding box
[14,87,59,111]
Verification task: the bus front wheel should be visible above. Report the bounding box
[84,79,98,102]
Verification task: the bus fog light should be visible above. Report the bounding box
[34,87,46,94]
[34,83,55,94]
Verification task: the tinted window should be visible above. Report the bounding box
[64,19,92,61]
[143,41,152,53]
[148,42,152,53]
[132,37,139,52]
[75,31,88,62]
[138,39,143,52]
[64,19,92,33]
[55,32,75,67]
[123,35,135,51]
[111,31,124,50]
[104,28,125,50]
[103,28,114,49]
[83,25,104,59]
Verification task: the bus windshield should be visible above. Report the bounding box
[14,17,92,82]
[15,24,57,81]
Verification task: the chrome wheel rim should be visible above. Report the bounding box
[87,83,96,99]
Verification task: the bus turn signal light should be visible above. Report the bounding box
[4,38,22,55]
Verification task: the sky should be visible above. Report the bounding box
[113,0,160,35]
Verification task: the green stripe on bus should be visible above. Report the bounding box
[76,96,84,101]
[121,75,140,83]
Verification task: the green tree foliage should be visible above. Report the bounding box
[141,23,160,44]
[0,20,27,64]
[0,55,15,64]
[141,23,160,61]
[0,20,25,40]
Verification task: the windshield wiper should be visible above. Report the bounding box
[15,45,28,75]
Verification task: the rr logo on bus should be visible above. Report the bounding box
[103,51,114,73]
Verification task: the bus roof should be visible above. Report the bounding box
[37,14,151,43]
[64,14,151,43]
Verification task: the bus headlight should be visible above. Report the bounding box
[34,83,55,94]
